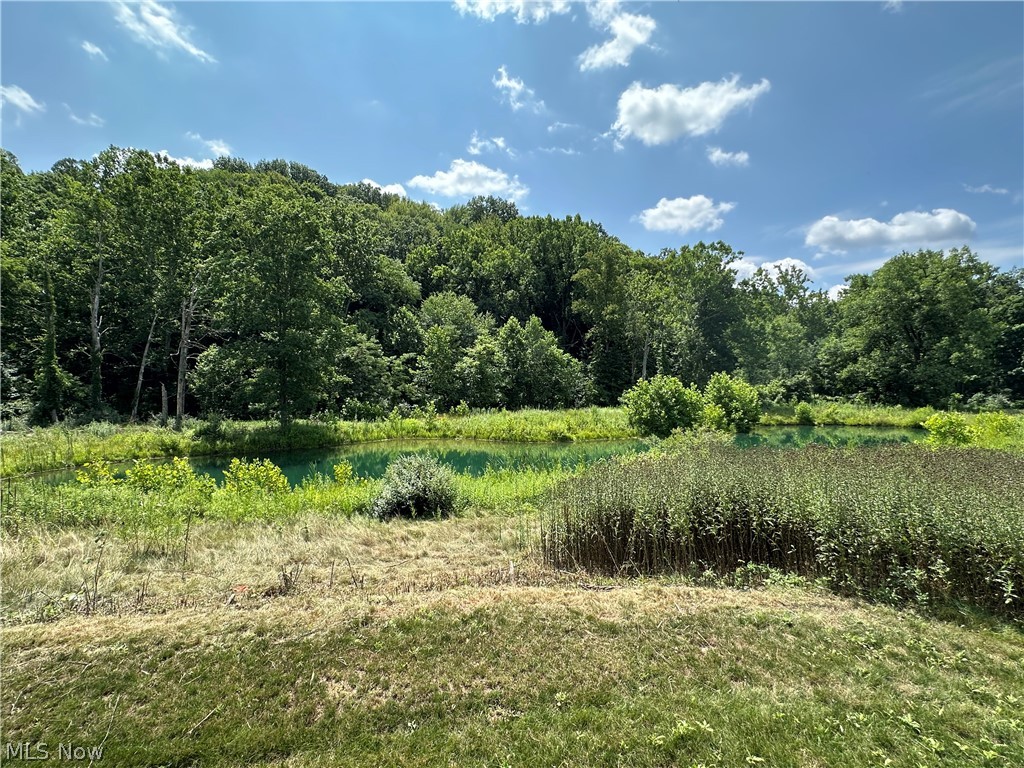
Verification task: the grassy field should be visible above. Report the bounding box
[2,513,1023,768]
[3,415,1024,766]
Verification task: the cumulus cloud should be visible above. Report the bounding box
[65,105,105,127]
[578,11,656,71]
[732,257,816,283]
[186,131,231,156]
[361,178,408,197]
[964,183,1009,195]
[156,151,213,170]
[805,209,977,252]
[82,41,108,61]
[113,1,215,63]
[1,84,45,114]
[408,158,528,201]
[452,0,570,23]
[707,146,750,167]
[827,284,848,301]
[613,75,771,146]
[637,195,735,234]
[493,66,545,113]
[467,131,515,157]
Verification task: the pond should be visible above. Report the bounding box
[33,426,925,487]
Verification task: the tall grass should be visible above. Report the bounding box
[0,408,631,476]
[761,402,938,428]
[541,443,1024,613]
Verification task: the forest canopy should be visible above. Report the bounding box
[2,146,1022,427]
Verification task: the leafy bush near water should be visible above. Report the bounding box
[371,455,464,520]
[620,375,705,437]
[542,444,1024,613]
[621,373,761,436]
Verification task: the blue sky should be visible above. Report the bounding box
[2,1,1022,294]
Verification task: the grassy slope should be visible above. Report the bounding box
[2,516,1023,768]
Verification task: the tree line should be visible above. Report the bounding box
[2,146,1021,427]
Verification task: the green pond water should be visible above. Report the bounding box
[37,426,925,487]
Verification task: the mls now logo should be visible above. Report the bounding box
[4,742,104,761]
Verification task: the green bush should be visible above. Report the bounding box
[222,458,290,494]
[698,402,729,432]
[702,373,761,433]
[372,455,463,520]
[923,412,972,446]
[620,375,705,437]
[794,401,815,425]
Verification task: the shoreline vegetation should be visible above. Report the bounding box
[4,406,1023,766]
[4,402,1023,478]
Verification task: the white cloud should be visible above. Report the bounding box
[65,105,105,127]
[493,65,545,113]
[538,146,580,156]
[82,41,108,61]
[805,209,977,252]
[707,146,750,167]
[964,183,1009,195]
[186,131,231,156]
[732,256,817,283]
[547,121,577,133]
[467,131,515,157]
[578,11,656,72]
[408,158,528,201]
[883,0,904,13]
[361,178,408,198]
[113,1,215,63]
[638,195,735,234]
[453,0,570,24]
[156,151,213,170]
[1,84,45,114]
[613,75,771,146]
[827,284,848,301]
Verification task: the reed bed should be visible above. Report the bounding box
[541,444,1024,612]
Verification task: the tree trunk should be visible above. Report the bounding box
[160,383,169,427]
[641,335,650,380]
[129,310,159,423]
[89,255,105,413]
[175,285,197,431]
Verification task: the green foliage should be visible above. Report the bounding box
[794,401,815,425]
[222,458,290,494]
[123,457,214,494]
[621,375,705,437]
[76,459,120,486]
[702,372,761,433]
[371,455,463,520]
[543,445,1024,612]
[923,412,972,446]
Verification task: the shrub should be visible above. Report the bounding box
[923,412,972,446]
[620,375,705,437]
[702,373,761,433]
[794,401,815,425]
[371,455,463,520]
[699,402,729,432]
[222,458,290,494]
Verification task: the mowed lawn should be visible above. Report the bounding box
[2,515,1022,768]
